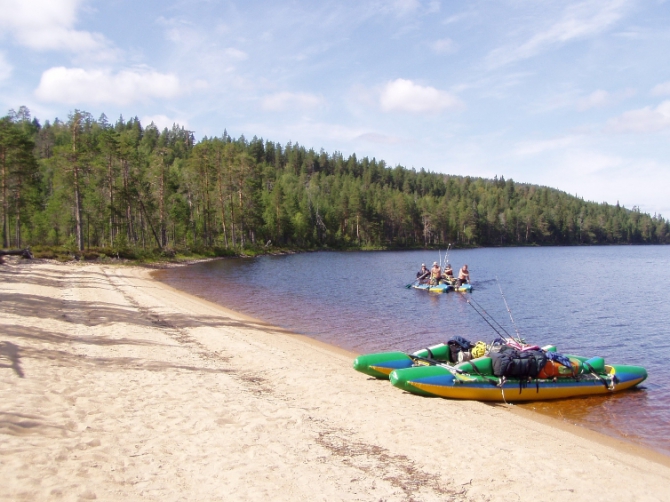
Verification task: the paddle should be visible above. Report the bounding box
[406,278,425,288]
[407,354,464,374]
[408,264,430,288]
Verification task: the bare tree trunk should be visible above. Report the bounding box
[1,148,8,248]
[71,118,84,252]
[217,174,229,248]
[108,153,114,246]
[15,179,21,248]
[122,159,133,243]
[239,188,244,248]
[357,214,360,246]
[140,209,145,249]
[204,162,211,246]
[187,191,196,246]
[73,164,83,251]
[159,155,166,247]
[229,188,236,248]
[137,197,162,250]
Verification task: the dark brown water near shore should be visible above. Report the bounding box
[153,246,670,457]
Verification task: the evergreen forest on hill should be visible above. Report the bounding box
[1,107,669,259]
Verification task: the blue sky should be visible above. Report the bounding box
[1,0,670,216]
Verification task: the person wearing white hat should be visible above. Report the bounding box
[416,263,429,282]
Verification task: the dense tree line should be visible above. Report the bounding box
[1,107,668,255]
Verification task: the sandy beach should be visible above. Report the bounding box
[1,261,669,501]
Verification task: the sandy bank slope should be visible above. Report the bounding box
[1,262,669,501]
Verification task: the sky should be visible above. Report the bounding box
[1,0,669,216]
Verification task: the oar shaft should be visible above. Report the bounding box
[496,277,521,341]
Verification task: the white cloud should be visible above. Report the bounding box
[558,149,623,176]
[442,11,472,25]
[142,114,188,131]
[261,92,324,112]
[486,0,629,68]
[430,37,455,54]
[369,0,442,19]
[383,0,421,16]
[514,136,581,156]
[35,67,180,105]
[576,88,635,110]
[0,52,12,81]
[651,81,670,97]
[355,132,404,145]
[379,78,462,113]
[237,120,364,151]
[0,0,110,53]
[225,48,248,61]
[605,101,670,133]
[426,1,440,14]
[577,89,610,110]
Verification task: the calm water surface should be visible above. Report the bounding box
[154,246,670,456]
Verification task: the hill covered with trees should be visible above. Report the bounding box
[1,107,668,258]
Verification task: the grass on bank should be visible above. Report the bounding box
[20,241,470,265]
[27,244,257,264]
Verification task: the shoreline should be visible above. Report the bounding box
[149,266,670,468]
[148,267,361,360]
[15,240,669,271]
[2,261,669,500]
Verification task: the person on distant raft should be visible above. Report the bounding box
[442,263,454,284]
[416,263,430,283]
[430,262,442,286]
[456,264,470,286]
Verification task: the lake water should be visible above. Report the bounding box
[153,246,670,456]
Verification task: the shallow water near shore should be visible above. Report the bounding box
[153,246,670,456]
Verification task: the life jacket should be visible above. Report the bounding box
[471,341,487,359]
[538,359,580,379]
[538,352,579,378]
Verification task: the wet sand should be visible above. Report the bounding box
[1,261,669,501]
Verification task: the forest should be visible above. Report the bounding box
[1,106,668,259]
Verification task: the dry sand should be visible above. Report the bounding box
[1,260,669,501]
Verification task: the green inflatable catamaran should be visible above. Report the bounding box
[388,354,647,402]
[353,341,648,402]
[353,343,453,379]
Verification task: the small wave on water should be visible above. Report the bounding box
[153,246,670,457]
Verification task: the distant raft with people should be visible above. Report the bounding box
[410,281,472,293]
[411,255,472,293]
[353,337,647,402]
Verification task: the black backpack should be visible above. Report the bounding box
[490,347,547,379]
[447,336,474,363]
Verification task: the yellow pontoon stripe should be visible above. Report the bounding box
[369,366,393,376]
[409,377,645,402]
